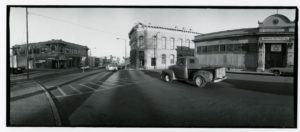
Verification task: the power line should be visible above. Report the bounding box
[28,11,128,38]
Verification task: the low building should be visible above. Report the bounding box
[193,14,295,71]
[129,23,201,69]
[11,39,89,69]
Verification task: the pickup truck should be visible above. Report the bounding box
[161,56,227,88]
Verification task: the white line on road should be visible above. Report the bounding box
[68,85,82,94]
[55,79,157,98]
[57,86,67,96]
[80,84,96,91]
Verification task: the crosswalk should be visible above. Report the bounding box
[49,76,145,98]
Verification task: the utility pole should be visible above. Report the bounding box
[26,8,29,79]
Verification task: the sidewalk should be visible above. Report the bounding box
[10,80,57,126]
[9,69,104,126]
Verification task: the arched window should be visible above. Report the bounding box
[170,54,175,64]
[153,36,157,48]
[162,37,166,49]
[178,39,183,49]
[170,38,175,49]
[139,36,144,48]
[162,54,166,64]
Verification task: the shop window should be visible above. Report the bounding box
[226,44,233,52]
[201,46,207,53]
[162,54,166,64]
[220,45,225,52]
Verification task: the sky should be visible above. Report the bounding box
[9,8,296,58]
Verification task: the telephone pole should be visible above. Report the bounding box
[26,8,29,79]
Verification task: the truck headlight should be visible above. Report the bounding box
[216,67,226,78]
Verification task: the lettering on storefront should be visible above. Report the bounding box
[261,37,289,41]
[271,44,282,52]
[260,28,285,32]
[200,39,249,46]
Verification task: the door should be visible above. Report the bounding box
[173,58,186,79]
[265,43,287,68]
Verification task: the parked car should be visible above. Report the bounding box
[270,66,294,76]
[106,64,118,71]
[161,56,227,88]
[80,66,90,70]
[11,67,25,74]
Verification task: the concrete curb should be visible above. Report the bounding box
[142,69,276,76]
[34,81,62,126]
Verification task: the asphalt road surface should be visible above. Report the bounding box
[35,70,295,127]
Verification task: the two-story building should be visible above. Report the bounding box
[128,23,201,69]
[11,39,89,69]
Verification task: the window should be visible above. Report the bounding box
[178,39,183,49]
[162,54,166,64]
[201,46,207,53]
[226,44,233,52]
[139,36,144,48]
[186,39,190,48]
[162,37,166,49]
[170,38,175,49]
[177,58,185,66]
[189,59,195,64]
[51,45,56,52]
[197,46,201,54]
[170,54,175,64]
[220,45,225,52]
[153,36,157,48]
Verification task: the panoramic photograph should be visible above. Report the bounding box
[8,7,296,127]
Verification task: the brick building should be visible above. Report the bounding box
[128,23,201,69]
[11,39,89,69]
[194,14,295,71]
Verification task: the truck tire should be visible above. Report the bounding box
[194,75,206,88]
[163,74,172,83]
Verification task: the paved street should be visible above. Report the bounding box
[9,69,295,127]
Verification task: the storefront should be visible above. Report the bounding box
[194,14,295,71]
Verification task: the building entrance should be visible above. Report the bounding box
[265,43,287,68]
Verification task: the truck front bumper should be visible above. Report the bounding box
[213,76,227,83]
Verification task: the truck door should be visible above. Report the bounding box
[173,58,186,79]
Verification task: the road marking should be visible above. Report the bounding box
[80,84,96,91]
[68,85,82,94]
[56,79,156,98]
[57,86,67,96]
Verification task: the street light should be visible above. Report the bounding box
[116,37,127,70]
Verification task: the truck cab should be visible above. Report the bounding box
[161,56,227,88]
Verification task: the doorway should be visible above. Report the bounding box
[265,43,287,68]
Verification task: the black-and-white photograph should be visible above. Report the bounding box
[7,5,297,128]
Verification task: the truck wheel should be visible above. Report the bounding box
[195,76,206,88]
[164,74,172,83]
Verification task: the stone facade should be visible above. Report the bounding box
[194,14,295,71]
[128,23,201,69]
[11,39,89,69]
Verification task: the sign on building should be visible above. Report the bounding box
[271,44,282,52]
